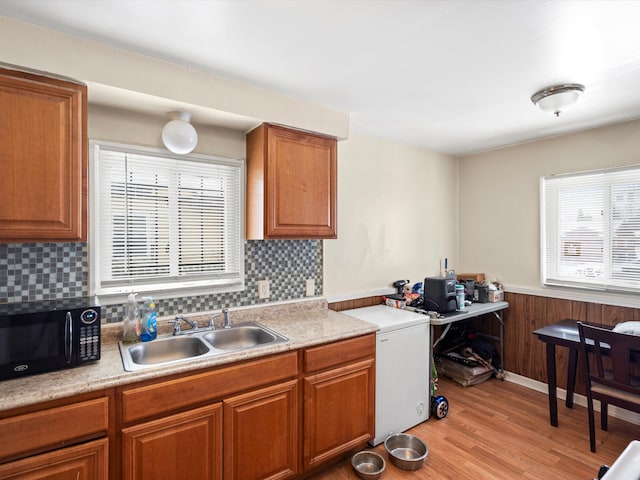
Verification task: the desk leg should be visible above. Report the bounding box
[490,310,506,379]
[566,347,578,409]
[498,311,504,375]
[545,341,559,427]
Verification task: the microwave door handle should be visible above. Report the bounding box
[65,311,73,364]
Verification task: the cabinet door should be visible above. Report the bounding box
[303,358,375,470]
[0,67,87,242]
[267,126,336,238]
[246,124,337,239]
[0,438,107,480]
[224,379,298,480]
[121,403,222,480]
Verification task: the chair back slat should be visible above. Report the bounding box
[577,321,640,452]
[578,322,640,388]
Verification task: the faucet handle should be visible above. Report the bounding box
[207,314,217,330]
[169,316,184,336]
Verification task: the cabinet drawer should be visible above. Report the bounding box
[304,334,375,374]
[121,352,298,423]
[0,397,108,461]
[0,438,108,480]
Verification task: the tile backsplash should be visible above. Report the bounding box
[0,242,89,304]
[0,240,323,322]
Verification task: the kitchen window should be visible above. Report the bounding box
[541,165,640,293]
[90,141,244,302]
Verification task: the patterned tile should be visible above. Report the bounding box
[0,240,323,322]
[0,243,88,304]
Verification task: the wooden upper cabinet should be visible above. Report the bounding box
[0,66,87,242]
[246,124,337,239]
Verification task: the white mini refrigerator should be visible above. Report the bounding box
[342,305,431,446]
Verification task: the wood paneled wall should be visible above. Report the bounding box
[328,296,384,312]
[502,292,639,395]
[330,292,639,395]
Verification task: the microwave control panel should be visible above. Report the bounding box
[79,308,100,362]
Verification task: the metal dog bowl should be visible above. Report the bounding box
[351,450,386,480]
[384,433,428,470]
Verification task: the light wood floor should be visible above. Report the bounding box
[307,377,639,479]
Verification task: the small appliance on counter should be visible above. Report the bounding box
[423,277,458,314]
[0,297,101,381]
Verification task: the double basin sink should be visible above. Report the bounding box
[119,321,289,372]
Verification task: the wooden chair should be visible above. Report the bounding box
[577,322,640,452]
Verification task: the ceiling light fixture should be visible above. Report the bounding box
[161,111,198,154]
[531,84,585,117]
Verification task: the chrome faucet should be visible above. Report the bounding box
[207,309,230,329]
[170,315,198,336]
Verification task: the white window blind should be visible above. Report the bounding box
[541,165,640,293]
[92,142,243,296]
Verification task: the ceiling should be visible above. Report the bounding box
[2,0,640,156]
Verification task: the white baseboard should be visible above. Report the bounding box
[504,371,640,426]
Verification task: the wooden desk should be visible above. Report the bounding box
[533,319,581,427]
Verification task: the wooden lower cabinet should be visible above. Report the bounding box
[303,358,375,470]
[0,438,107,480]
[121,404,222,480]
[0,336,375,480]
[223,379,299,480]
[0,397,109,463]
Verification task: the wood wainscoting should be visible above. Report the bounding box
[330,292,640,397]
[501,291,640,396]
[328,296,385,312]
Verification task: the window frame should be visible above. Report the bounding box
[540,164,640,294]
[89,140,245,306]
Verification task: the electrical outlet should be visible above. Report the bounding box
[258,280,270,299]
[305,279,315,297]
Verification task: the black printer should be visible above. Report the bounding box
[423,276,458,313]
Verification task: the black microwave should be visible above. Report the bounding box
[0,297,101,381]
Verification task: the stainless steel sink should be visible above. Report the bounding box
[202,323,284,350]
[119,321,288,371]
[120,336,212,371]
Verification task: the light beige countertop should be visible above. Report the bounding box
[0,299,378,412]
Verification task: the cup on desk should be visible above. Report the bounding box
[455,285,465,310]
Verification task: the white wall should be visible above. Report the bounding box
[89,104,246,160]
[459,119,640,306]
[0,16,349,140]
[324,135,458,301]
[24,14,640,306]
[0,15,461,304]
[90,109,461,302]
